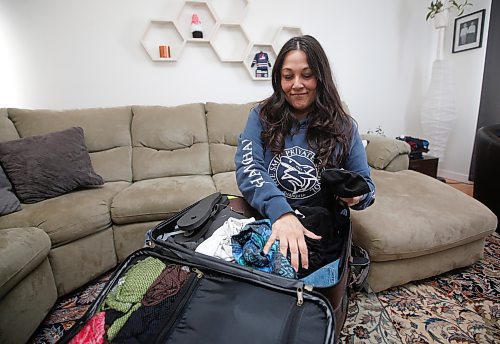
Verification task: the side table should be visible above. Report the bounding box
[408,155,439,178]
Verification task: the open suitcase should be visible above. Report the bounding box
[61,192,369,344]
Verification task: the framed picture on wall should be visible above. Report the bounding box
[452,9,486,53]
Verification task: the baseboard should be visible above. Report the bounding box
[437,168,471,183]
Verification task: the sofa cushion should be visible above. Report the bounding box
[351,169,497,261]
[0,127,104,203]
[131,104,210,181]
[368,238,486,293]
[0,182,129,246]
[113,222,161,262]
[50,228,116,296]
[7,107,133,182]
[206,102,256,174]
[0,227,51,299]
[0,108,19,143]
[0,165,21,215]
[0,258,56,344]
[111,175,217,224]
[212,171,241,196]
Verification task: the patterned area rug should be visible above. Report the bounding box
[341,232,500,343]
[31,233,499,343]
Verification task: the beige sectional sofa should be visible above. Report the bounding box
[0,103,496,344]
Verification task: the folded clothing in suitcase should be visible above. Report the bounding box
[62,169,370,343]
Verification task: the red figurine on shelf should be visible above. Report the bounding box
[191,14,203,39]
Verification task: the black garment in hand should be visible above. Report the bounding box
[321,168,371,199]
[294,169,372,278]
[294,205,340,278]
[320,168,372,222]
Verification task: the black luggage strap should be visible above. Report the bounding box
[351,256,370,267]
[348,244,370,292]
[156,193,237,248]
[176,192,227,236]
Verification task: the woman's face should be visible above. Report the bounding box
[281,50,317,119]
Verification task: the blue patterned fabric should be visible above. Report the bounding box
[231,219,296,278]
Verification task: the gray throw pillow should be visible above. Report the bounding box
[0,127,104,203]
[0,164,21,215]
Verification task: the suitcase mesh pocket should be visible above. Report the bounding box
[88,260,198,343]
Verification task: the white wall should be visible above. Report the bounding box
[0,0,491,181]
[0,1,21,106]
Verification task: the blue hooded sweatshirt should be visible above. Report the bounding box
[234,106,375,223]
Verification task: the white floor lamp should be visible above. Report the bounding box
[420,9,457,161]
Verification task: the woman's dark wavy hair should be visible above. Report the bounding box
[260,35,353,169]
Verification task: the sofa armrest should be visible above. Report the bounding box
[361,134,411,171]
[0,227,52,299]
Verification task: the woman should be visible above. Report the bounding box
[235,35,375,273]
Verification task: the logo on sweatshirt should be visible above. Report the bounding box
[268,146,320,199]
[240,139,266,188]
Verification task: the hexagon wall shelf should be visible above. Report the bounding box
[244,43,276,81]
[141,20,185,61]
[272,26,303,55]
[210,0,249,23]
[210,23,251,62]
[141,1,304,80]
[177,1,218,42]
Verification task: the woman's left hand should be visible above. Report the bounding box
[339,196,362,207]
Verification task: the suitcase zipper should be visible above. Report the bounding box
[153,267,204,343]
[296,284,313,306]
[296,287,304,306]
[282,300,305,343]
[282,285,308,343]
[192,267,204,278]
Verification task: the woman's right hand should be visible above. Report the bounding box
[263,213,321,272]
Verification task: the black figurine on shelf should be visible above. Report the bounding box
[251,51,272,78]
[191,13,203,39]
